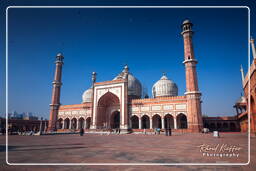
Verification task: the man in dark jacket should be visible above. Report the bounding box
[79,128,84,136]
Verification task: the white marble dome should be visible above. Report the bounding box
[82,87,93,103]
[113,66,142,98]
[152,74,178,98]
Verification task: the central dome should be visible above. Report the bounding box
[113,65,142,98]
[152,74,178,98]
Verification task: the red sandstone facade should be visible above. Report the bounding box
[49,20,204,133]
[203,116,240,132]
[235,38,256,135]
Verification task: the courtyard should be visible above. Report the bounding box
[0,132,255,170]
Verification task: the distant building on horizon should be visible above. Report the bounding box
[7,111,44,121]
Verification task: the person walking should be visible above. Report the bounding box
[79,128,84,136]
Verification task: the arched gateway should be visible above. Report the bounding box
[96,92,120,129]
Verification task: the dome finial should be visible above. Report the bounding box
[160,72,168,80]
[123,64,129,73]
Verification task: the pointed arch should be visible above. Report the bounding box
[96,92,120,128]
[164,114,174,129]
[131,115,139,129]
[152,114,161,129]
[176,113,187,129]
[141,115,150,129]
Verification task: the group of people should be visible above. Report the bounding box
[79,128,122,136]
[0,127,5,135]
[78,127,172,136]
[153,128,172,136]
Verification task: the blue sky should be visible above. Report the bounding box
[0,0,255,119]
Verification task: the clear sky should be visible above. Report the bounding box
[0,0,255,119]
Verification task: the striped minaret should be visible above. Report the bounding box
[181,19,203,132]
[48,53,64,131]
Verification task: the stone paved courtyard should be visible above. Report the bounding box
[0,133,255,170]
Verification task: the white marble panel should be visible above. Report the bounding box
[176,104,186,110]
[152,105,161,111]
[163,105,174,110]
[131,107,139,112]
[141,106,150,111]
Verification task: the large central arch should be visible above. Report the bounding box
[96,92,120,129]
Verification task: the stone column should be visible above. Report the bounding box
[76,120,79,130]
[235,107,239,115]
[150,117,153,129]
[91,72,97,129]
[69,120,72,129]
[62,120,65,129]
[174,117,177,129]
[122,65,129,129]
[161,117,165,129]
[139,117,142,129]
[84,120,86,129]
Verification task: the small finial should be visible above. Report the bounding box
[160,72,168,80]
[183,19,191,25]
[56,53,63,57]
[123,64,129,73]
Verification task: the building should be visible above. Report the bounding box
[203,116,240,132]
[234,37,256,135]
[0,117,48,134]
[48,20,204,133]
[8,111,39,120]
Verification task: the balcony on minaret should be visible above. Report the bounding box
[55,53,64,63]
[181,19,193,35]
[181,19,197,62]
[52,80,62,87]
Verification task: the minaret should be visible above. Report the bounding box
[123,65,129,130]
[240,65,245,85]
[91,71,96,129]
[48,53,64,131]
[181,19,203,132]
[251,37,256,59]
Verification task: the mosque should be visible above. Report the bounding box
[48,19,204,133]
